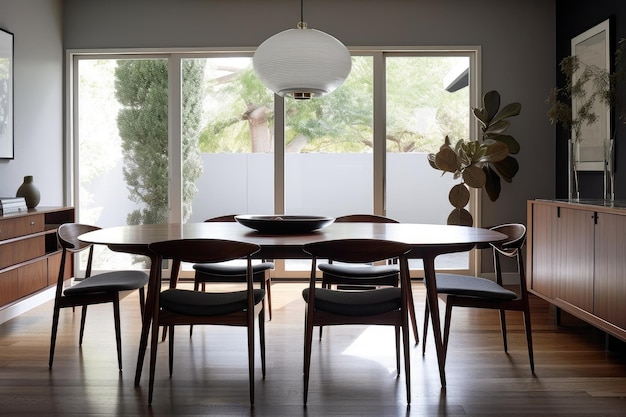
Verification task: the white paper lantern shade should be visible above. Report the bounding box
[253,27,352,99]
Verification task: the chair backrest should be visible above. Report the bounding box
[205,214,238,223]
[57,223,100,253]
[489,223,526,257]
[55,223,101,296]
[303,239,412,266]
[332,215,400,265]
[303,238,413,300]
[335,214,399,224]
[149,238,260,265]
[149,239,262,307]
[489,223,527,295]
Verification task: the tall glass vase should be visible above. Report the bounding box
[568,139,579,200]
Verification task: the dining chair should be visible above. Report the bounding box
[317,214,419,344]
[160,214,273,341]
[147,238,266,406]
[49,223,149,370]
[178,215,274,339]
[302,238,413,404]
[422,223,534,372]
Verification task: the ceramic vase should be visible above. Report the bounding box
[16,175,41,208]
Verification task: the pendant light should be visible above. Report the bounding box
[253,0,352,99]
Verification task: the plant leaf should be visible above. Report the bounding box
[482,90,501,122]
[483,165,501,201]
[434,147,460,172]
[447,208,473,226]
[427,153,439,169]
[491,134,520,154]
[491,102,521,124]
[483,119,510,137]
[473,107,489,127]
[448,183,470,208]
[479,139,509,163]
[462,165,487,188]
[491,155,519,182]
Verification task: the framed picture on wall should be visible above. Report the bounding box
[571,18,611,171]
[0,28,14,159]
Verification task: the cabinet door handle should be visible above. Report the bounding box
[30,221,36,226]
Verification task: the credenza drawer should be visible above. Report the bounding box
[0,269,19,305]
[0,235,46,270]
[17,259,48,298]
[0,214,45,241]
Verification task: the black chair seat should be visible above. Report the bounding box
[193,261,274,278]
[302,287,401,316]
[435,273,517,300]
[63,270,148,296]
[49,223,148,371]
[161,288,265,316]
[318,263,399,279]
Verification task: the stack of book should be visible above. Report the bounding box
[0,197,28,215]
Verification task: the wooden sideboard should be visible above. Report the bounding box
[527,199,626,342]
[0,207,74,309]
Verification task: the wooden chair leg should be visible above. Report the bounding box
[407,286,419,345]
[523,309,535,373]
[499,309,508,353]
[79,305,88,346]
[259,309,266,378]
[318,282,328,340]
[49,307,61,369]
[168,325,175,377]
[395,325,401,375]
[303,310,314,405]
[247,313,256,406]
[442,301,453,366]
[422,300,430,355]
[402,311,411,405]
[113,296,123,370]
[148,311,160,405]
[138,287,146,321]
[189,279,201,338]
[265,277,272,321]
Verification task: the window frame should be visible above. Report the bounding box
[66,46,482,279]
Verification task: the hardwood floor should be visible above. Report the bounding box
[0,281,625,416]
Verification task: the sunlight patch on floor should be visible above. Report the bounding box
[341,326,397,372]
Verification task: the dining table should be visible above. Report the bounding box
[79,220,506,388]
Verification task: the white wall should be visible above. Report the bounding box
[0,0,64,205]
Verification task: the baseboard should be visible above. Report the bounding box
[0,286,56,326]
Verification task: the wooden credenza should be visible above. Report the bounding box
[0,207,74,308]
[527,199,626,341]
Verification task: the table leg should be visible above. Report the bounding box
[423,254,447,387]
[134,253,159,387]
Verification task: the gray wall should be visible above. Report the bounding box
[63,0,556,234]
[0,0,64,205]
[0,0,557,239]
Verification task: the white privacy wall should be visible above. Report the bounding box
[87,152,455,227]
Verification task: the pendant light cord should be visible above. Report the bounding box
[298,0,307,29]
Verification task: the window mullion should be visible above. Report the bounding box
[169,55,183,223]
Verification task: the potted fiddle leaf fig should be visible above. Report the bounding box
[428,90,521,226]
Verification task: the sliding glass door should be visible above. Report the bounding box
[71,48,479,276]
